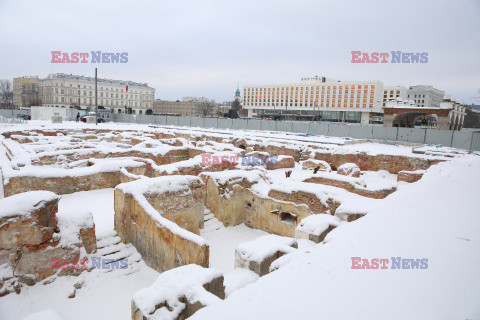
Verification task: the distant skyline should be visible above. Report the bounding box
[1,0,479,104]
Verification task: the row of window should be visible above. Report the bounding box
[50,82,152,94]
[44,88,150,100]
[245,84,376,93]
[42,96,149,108]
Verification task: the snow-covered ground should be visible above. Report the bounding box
[58,189,115,238]
[1,121,479,319]
[0,260,159,320]
[190,155,480,320]
[0,188,159,320]
[202,223,269,274]
[0,189,272,319]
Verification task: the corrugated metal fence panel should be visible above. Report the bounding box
[425,129,453,146]
[203,118,218,128]
[217,118,232,129]
[397,127,425,143]
[231,119,247,130]
[291,121,309,134]
[178,116,191,127]
[114,114,134,123]
[261,120,277,131]
[471,132,480,151]
[452,131,473,150]
[246,119,262,131]
[2,109,13,117]
[190,117,204,128]
[372,126,397,141]
[308,123,329,136]
[136,115,152,124]
[276,121,293,132]
[349,125,373,139]
[155,116,167,125]
[165,116,179,126]
[328,123,349,137]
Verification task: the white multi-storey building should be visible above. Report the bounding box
[406,85,444,108]
[243,76,384,124]
[34,73,155,115]
[382,85,407,106]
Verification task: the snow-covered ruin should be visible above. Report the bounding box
[0,122,478,320]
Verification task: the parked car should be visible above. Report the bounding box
[16,114,31,120]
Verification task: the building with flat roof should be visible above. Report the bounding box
[14,73,155,115]
[153,99,229,117]
[406,85,444,108]
[382,86,407,107]
[242,76,384,124]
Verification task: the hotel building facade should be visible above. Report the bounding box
[242,76,384,124]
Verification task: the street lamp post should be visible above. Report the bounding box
[95,68,98,125]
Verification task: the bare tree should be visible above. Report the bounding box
[198,101,215,117]
[0,79,14,110]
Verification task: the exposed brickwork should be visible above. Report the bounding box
[314,151,442,174]
[397,170,425,183]
[268,189,341,215]
[304,176,396,199]
[114,178,209,273]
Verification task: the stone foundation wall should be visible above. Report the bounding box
[36,148,196,166]
[397,170,425,183]
[3,165,147,197]
[244,192,312,237]
[0,192,96,295]
[304,176,396,199]
[114,187,209,273]
[314,151,442,174]
[268,189,341,215]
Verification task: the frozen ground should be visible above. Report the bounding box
[190,156,480,320]
[0,121,478,319]
[58,189,115,238]
[201,222,269,274]
[0,189,269,319]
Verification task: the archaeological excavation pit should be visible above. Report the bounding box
[0,123,458,319]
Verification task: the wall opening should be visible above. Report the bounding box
[279,212,297,225]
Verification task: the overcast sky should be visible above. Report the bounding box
[0,0,479,104]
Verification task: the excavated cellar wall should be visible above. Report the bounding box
[113,188,209,273]
[268,189,341,215]
[36,148,199,166]
[3,166,147,197]
[313,151,442,174]
[304,176,396,199]
[203,178,312,237]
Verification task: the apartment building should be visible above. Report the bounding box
[406,85,444,108]
[243,76,384,124]
[14,73,155,115]
[13,76,39,108]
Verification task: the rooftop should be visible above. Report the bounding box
[44,73,153,89]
